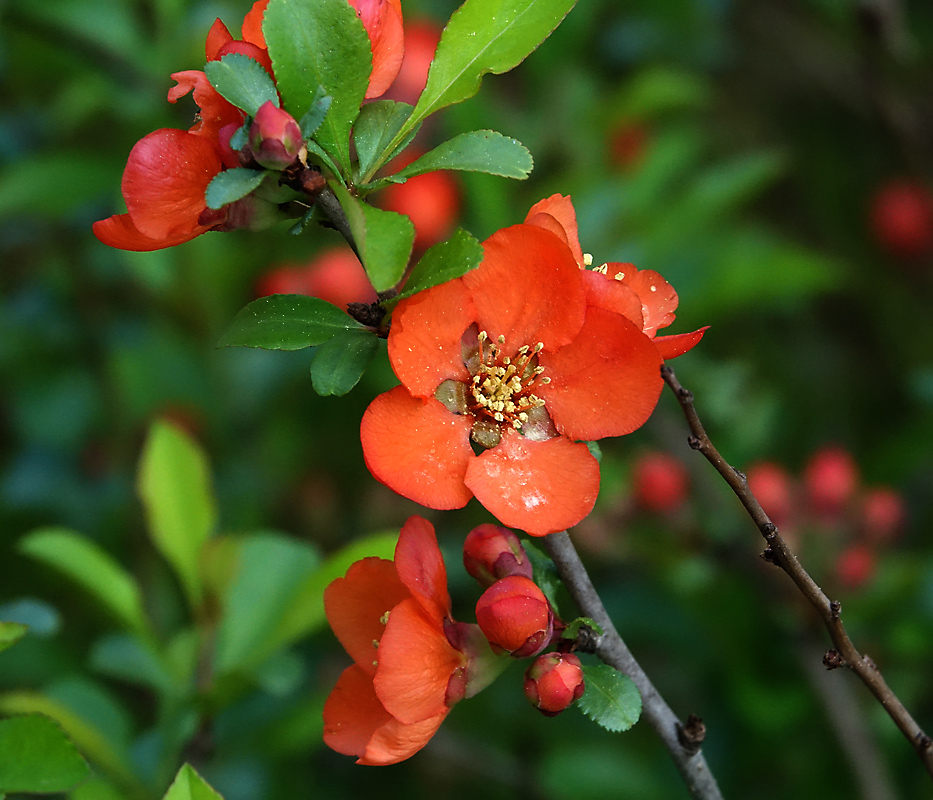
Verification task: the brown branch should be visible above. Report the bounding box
[542,531,724,800]
[661,363,933,778]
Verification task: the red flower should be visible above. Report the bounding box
[351,0,405,99]
[323,516,494,765]
[257,247,377,309]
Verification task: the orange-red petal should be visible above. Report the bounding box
[582,269,644,328]
[374,598,464,724]
[653,326,708,360]
[168,70,242,139]
[213,40,274,79]
[464,224,585,356]
[241,0,270,48]
[605,263,678,337]
[387,278,474,398]
[394,516,451,623]
[361,387,474,510]
[205,18,234,61]
[324,557,410,676]
[323,664,447,765]
[537,307,663,441]
[350,0,405,99]
[464,431,600,536]
[121,129,223,240]
[524,194,585,268]
[92,213,206,251]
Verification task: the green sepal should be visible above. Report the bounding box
[310,330,380,396]
[204,52,279,116]
[205,168,266,210]
[578,664,642,733]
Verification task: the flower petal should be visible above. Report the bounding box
[394,516,451,622]
[582,269,643,328]
[122,129,223,240]
[168,71,242,140]
[361,386,475,509]
[605,263,678,337]
[92,213,206,251]
[374,598,464,724]
[537,307,662,441]
[464,224,585,356]
[241,0,270,48]
[350,0,405,99]
[524,194,585,267]
[324,557,410,676]
[213,40,274,79]
[387,277,474,399]
[205,18,234,61]
[323,664,447,766]
[464,431,599,536]
[653,326,708,360]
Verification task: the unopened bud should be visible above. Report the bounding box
[524,652,585,716]
[249,101,304,170]
[463,524,533,587]
[475,576,553,658]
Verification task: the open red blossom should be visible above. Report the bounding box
[524,194,707,360]
[323,516,493,766]
[361,221,668,536]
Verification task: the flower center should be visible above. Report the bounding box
[468,331,549,430]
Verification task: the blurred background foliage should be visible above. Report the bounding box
[2,0,933,797]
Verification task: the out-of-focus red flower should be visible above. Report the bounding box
[835,543,876,589]
[381,168,460,250]
[608,121,648,171]
[860,487,906,545]
[524,652,585,716]
[747,461,796,530]
[361,213,668,536]
[804,445,859,521]
[631,452,689,513]
[257,247,377,309]
[323,516,495,765]
[475,576,553,658]
[870,179,933,259]
[383,19,441,105]
[524,195,708,360]
[462,523,533,587]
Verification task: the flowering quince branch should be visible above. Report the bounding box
[660,364,933,779]
[542,531,724,800]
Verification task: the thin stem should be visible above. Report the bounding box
[542,531,724,800]
[661,363,933,778]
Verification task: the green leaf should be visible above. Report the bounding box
[298,87,333,139]
[310,330,379,396]
[218,295,365,350]
[0,623,27,655]
[204,52,279,117]
[329,181,415,292]
[0,714,90,793]
[561,617,603,640]
[162,764,223,800]
[215,533,320,674]
[395,228,483,303]
[137,421,217,610]
[353,100,414,181]
[408,0,577,132]
[394,130,533,180]
[89,635,173,695]
[578,664,642,733]
[265,0,372,176]
[205,168,267,210]
[18,528,149,637]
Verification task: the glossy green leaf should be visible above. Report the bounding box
[408,0,577,132]
[395,228,483,302]
[204,53,279,116]
[205,168,267,210]
[0,714,90,793]
[265,0,372,175]
[298,87,333,138]
[0,623,27,655]
[329,181,414,292]
[353,100,414,181]
[162,764,223,800]
[578,664,642,732]
[215,533,320,674]
[218,295,365,350]
[310,330,379,396]
[137,421,217,610]
[18,527,148,636]
[394,130,533,180]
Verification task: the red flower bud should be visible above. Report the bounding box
[632,452,689,512]
[462,523,533,587]
[475,576,553,658]
[870,179,933,259]
[860,487,906,545]
[249,101,304,170]
[524,652,585,716]
[747,461,795,530]
[804,445,858,521]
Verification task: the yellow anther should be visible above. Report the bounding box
[583,253,593,266]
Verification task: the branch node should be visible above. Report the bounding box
[761,522,778,541]
[916,732,933,752]
[687,435,702,450]
[829,600,842,621]
[823,649,845,670]
[574,624,601,654]
[676,714,707,755]
[759,547,778,565]
[678,387,694,402]
[861,654,878,672]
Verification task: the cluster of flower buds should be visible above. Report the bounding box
[747,444,907,589]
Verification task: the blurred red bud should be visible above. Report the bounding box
[383,19,442,105]
[836,544,876,589]
[747,461,795,530]
[463,523,533,587]
[870,179,933,259]
[475,576,553,658]
[524,652,585,716]
[380,167,459,250]
[249,101,304,170]
[608,121,648,171]
[804,445,859,521]
[632,452,689,512]
[256,247,376,309]
[860,487,906,545]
